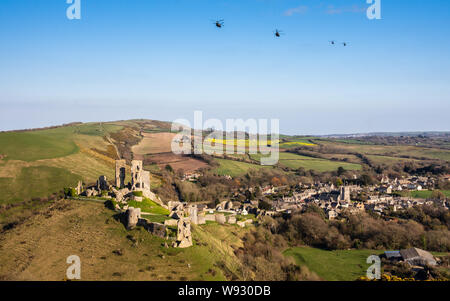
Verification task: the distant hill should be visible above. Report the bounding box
[321,131,450,138]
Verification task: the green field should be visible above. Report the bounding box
[399,190,450,199]
[318,140,450,162]
[214,158,272,177]
[251,152,362,172]
[284,247,378,281]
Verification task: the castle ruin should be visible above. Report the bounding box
[131,160,143,190]
[115,159,126,188]
[69,159,194,248]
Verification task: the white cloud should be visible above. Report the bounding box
[284,5,308,17]
[326,4,366,15]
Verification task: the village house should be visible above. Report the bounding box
[182,172,202,182]
[378,185,393,194]
[327,210,338,220]
[399,248,437,267]
[407,183,423,191]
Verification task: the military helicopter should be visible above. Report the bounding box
[342,42,348,47]
[329,40,336,45]
[274,29,284,38]
[213,19,224,28]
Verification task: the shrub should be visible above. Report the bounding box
[258,199,272,210]
[236,227,320,281]
[132,191,143,197]
[64,187,77,198]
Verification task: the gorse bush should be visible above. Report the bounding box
[63,187,77,198]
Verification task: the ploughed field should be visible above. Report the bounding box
[144,152,209,173]
[132,132,176,154]
[133,132,209,172]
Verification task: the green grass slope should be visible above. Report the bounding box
[0,200,246,280]
[0,166,82,204]
[284,247,377,281]
[0,123,124,204]
[251,152,362,172]
[0,129,79,161]
[214,158,272,177]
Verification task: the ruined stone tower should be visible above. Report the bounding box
[175,217,193,248]
[97,175,108,191]
[142,170,150,190]
[115,160,126,188]
[131,160,143,190]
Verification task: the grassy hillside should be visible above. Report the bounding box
[0,199,246,280]
[0,122,123,162]
[316,140,450,162]
[0,129,79,161]
[278,153,361,172]
[0,123,126,204]
[366,154,419,165]
[0,166,82,204]
[276,135,450,174]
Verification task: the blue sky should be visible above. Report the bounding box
[0,0,449,134]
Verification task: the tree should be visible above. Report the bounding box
[258,199,272,210]
[64,187,77,198]
[271,177,282,187]
[360,174,375,186]
[337,166,345,176]
[431,190,445,200]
